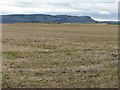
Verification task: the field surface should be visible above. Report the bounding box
[2,23,118,88]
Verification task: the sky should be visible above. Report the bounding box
[0,0,119,21]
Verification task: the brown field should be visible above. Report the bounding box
[2,23,118,88]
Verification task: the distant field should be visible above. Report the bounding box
[2,23,118,88]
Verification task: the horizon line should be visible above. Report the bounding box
[0,13,118,22]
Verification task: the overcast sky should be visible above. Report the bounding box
[0,0,119,21]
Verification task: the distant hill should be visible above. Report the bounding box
[1,14,97,23]
[99,21,119,24]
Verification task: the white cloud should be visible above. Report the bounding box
[99,11,110,15]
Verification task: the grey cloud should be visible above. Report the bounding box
[0,0,118,21]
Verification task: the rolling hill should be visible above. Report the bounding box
[1,14,97,23]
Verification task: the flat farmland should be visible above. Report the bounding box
[2,23,118,88]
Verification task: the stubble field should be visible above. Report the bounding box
[2,23,118,88]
